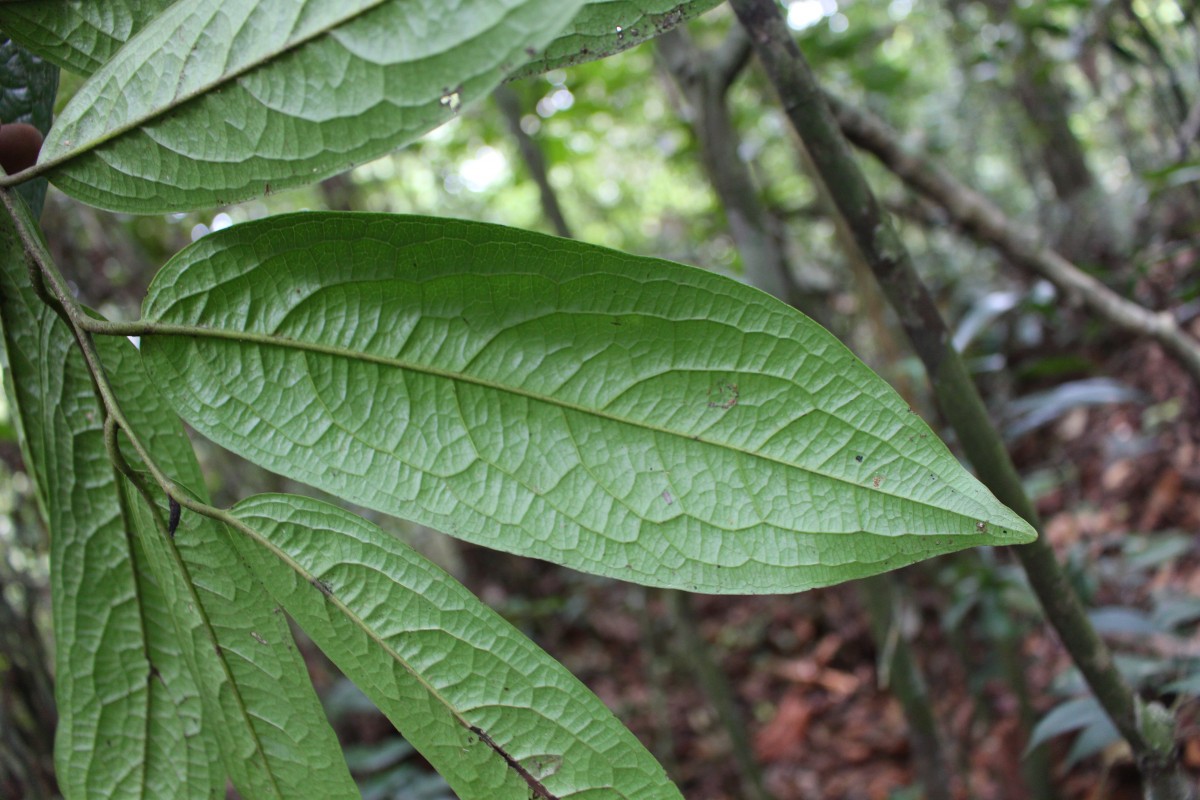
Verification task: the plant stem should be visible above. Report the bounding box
[726,1,1192,797]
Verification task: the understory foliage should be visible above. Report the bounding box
[2,1,1192,798]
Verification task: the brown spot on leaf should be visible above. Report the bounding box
[707,382,739,410]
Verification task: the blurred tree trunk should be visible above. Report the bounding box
[656,27,832,326]
[493,85,573,240]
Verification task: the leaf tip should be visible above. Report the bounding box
[983,515,1038,546]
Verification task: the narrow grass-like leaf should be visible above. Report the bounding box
[141,213,1036,594]
[0,1,169,76]
[0,193,217,799]
[34,0,585,213]
[229,493,683,799]
[97,336,359,800]
[510,0,724,79]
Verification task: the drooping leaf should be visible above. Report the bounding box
[34,0,586,213]
[1164,673,1200,697]
[0,38,58,215]
[229,493,683,799]
[1086,606,1160,637]
[1028,695,1119,768]
[1065,718,1121,769]
[1026,696,1107,753]
[97,336,359,800]
[0,1,169,76]
[510,0,725,79]
[0,191,218,798]
[141,213,1036,594]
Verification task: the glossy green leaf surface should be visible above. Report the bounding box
[0,193,217,799]
[0,1,169,75]
[230,493,683,799]
[98,338,358,800]
[37,0,585,213]
[510,0,724,79]
[141,213,1036,593]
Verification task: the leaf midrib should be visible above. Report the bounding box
[143,321,1006,532]
[127,490,291,799]
[228,505,552,797]
[41,0,393,172]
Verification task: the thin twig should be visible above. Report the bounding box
[712,27,754,95]
[493,85,573,239]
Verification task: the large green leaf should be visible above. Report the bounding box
[0,0,721,83]
[0,1,169,76]
[229,493,683,799]
[510,0,724,79]
[97,336,359,800]
[0,192,217,799]
[33,0,585,213]
[140,213,1036,593]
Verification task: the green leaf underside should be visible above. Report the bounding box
[510,0,724,79]
[0,1,170,76]
[37,0,586,213]
[0,0,711,83]
[141,213,1035,594]
[98,337,358,799]
[0,195,216,798]
[231,493,682,799]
